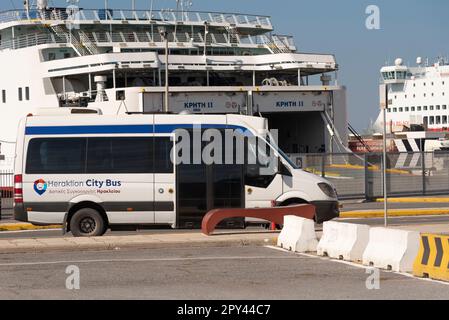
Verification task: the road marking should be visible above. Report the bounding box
[376,198,449,203]
[340,208,449,219]
[0,229,61,235]
[0,255,300,267]
[264,245,449,287]
[338,214,449,221]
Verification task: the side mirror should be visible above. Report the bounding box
[279,158,292,177]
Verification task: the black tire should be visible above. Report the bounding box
[280,200,316,223]
[70,208,107,237]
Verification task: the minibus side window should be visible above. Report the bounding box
[154,137,174,173]
[26,138,87,174]
[245,137,278,188]
[87,138,154,174]
[86,137,174,174]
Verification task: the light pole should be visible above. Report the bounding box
[159,27,170,113]
[380,83,389,227]
[203,21,209,57]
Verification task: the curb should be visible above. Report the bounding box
[340,208,449,219]
[0,233,280,254]
[0,223,61,232]
[375,198,449,203]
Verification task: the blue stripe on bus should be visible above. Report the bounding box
[25,124,251,135]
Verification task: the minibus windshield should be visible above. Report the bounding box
[265,132,299,170]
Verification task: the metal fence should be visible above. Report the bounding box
[1,152,448,218]
[288,152,449,200]
[0,170,13,220]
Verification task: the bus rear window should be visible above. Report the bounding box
[26,138,87,174]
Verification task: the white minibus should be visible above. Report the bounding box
[14,109,339,236]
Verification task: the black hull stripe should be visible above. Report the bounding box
[402,139,413,153]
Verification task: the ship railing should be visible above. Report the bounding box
[0,33,56,51]
[0,9,273,29]
[0,30,296,52]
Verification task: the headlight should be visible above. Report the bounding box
[318,183,337,198]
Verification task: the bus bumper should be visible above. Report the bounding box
[14,203,28,222]
[310,201,340,224]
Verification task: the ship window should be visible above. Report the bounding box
[429,117,435,125]
[393,108,397,112]
[18,88,22,101]
[437,105,441,110]
[430,106,434,111]
[2,90,5,103]
[444,116,448,124]
[399,107,403,112]
[443,105,447,110]
[411,107,415,112]
[405,107,409,112]
[25,87,30,101]
[48,52,56,61]
[436,116,441,125]
[417,106,422,111]
[424,106,428,111]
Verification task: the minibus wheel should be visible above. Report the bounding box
[279,199,316,224]
[70,208,107,237]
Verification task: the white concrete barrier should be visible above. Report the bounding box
[362,228,420,272]
[277,216,318,253]
[317,221,370,262]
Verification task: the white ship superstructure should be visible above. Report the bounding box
[0,0,347,170]
[377,57,449,133]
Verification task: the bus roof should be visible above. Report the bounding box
[24,113,268,136]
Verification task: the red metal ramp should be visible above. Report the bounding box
[201,204,316,235]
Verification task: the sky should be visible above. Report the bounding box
[3,0,449,131]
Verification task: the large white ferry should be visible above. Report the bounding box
[374,57,449,152]
[0,0,348,170]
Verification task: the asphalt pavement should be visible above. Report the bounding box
[0,246,448,300]
[1,199,449,300]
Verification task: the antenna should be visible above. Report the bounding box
[24,0,30,16]
[176,0,193,21]
[150,0,155,20]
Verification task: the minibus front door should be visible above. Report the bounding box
[153,136,176,226]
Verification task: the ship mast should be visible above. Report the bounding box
[24,0,30,17]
